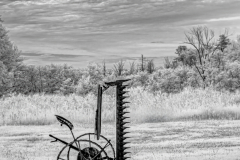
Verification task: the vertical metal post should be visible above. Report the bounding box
[95,84,102,140]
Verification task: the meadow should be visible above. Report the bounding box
[1,87,240,126]
[1,120,240,160]
[2,87,240,159]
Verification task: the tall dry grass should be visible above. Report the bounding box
[1,87,240,125]
[129,87,240,122]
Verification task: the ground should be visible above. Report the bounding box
[1,120,240,160]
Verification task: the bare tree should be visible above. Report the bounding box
[113,60,125,76]
[146,59,155,73]
[164,57,178,69]
[141,54,144,71]
[137,54,147,72]
[129,61,135,75]
[102,60,106,77]
[184,26,229,87]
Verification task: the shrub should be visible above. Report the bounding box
[147,67,200,93]
[213,61,240,92]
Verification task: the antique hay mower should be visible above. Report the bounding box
[49,79,131,160]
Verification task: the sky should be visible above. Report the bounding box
[0,0,240,68]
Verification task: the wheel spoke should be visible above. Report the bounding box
[57,134,115,160]
[67,146,71,160]
[102,157,114,160]
[77,141,81,150]
[89,133,91,147]
[92,140,111,160]
[75,133,115,159]
[70,130,80,150]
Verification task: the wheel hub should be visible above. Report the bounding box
[78,147,102,160]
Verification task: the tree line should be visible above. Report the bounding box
[1,16,240,97]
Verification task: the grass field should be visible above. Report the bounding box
[1,87,240,125]
[1,87,240,159]
[1,120,240,160]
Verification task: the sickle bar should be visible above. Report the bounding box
[116,79,131,160]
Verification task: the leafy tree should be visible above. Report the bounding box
[173,46,196,67]
[60,78,75,95]
[175,46,187,55]
[0,16,23,96]
[210,61,240,92]
[0,17,23,72]
[209,50,226,70]
[0,61,11,96]
[174,46,196,67]
[217,34,230,52]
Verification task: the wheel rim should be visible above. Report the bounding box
[76,133,115,159]
[57,138,112,160]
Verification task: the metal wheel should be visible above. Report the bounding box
[57,133,115,160]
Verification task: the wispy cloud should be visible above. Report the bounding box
[0,0,240,68]
[8,0,71,6]
[208,16,240,22]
